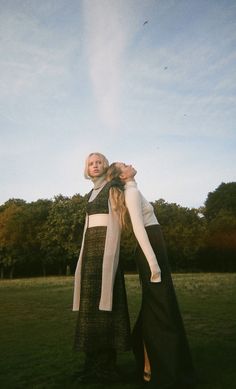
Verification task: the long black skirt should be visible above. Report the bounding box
[74,226,131,353]
[132,225,197,388]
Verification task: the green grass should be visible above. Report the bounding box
[0,273,236,388]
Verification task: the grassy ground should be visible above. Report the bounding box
[0,273,235,389]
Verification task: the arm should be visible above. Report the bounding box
[125,187,161,282]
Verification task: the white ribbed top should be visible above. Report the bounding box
[124,180,161,283]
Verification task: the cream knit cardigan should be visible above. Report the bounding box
[72,196,121,312]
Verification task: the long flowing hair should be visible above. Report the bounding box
[106,163,129,229]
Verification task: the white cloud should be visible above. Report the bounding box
[82,0,140,130]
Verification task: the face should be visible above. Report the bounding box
[116,162,137,182]
[88,154,105,178]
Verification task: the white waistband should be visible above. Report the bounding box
[88,214,109,228]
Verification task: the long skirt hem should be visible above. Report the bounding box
[132,225,197,388]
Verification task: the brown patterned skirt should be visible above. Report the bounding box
[74,226,131,353]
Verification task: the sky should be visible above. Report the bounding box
[0,0,235,209]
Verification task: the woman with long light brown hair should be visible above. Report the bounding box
[106,161,197,389]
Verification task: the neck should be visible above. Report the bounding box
[91,174,106,189]
[124,178,136,183]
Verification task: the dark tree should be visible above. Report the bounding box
[204,182,236,221]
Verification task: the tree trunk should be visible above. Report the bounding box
[10,266,14,279]
[58,264,62,275]
[0,266,4,279]
[66,265,71,276]
[42,264,46,277]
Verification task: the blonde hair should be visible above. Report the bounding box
[84,152,109,179]
[106,163,129,229]
[106,162,123,183]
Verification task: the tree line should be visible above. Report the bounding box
[0,182,235,278]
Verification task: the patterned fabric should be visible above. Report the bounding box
[87,180,121,215]
[74,183,131,353]
[82,348,117,379]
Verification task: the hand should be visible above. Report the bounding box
[150,270,161,283]
[149,259,161,283]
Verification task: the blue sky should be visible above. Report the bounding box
[1,0,235,208]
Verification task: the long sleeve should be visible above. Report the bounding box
[125,183,161,283]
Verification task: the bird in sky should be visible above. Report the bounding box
[143,20,148,26]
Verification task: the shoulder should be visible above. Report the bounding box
[125,181,139,195]
[85,189,93,199]
[125,182,141,204]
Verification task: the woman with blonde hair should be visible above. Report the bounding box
[106,162,197,389]
[72,153,130,384]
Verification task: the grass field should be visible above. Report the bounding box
[0,273,235,389]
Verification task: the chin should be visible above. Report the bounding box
[93,172,103,177]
